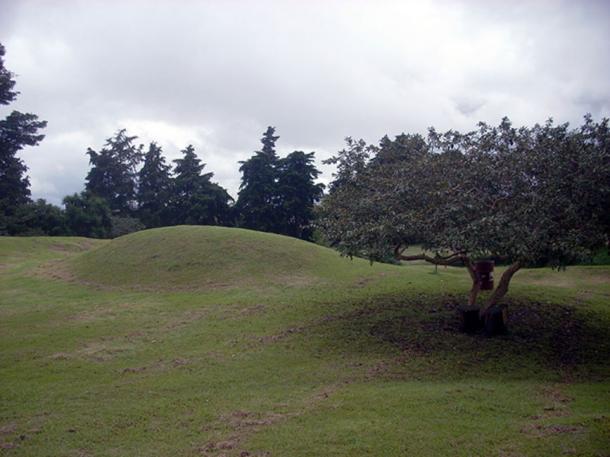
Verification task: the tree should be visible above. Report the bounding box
[318,117,610,333]
[85,129,143,215]
[236,127,280,232]
[137,142,173,227]
[63,192,112,238]
[0,42,47,233]
[170,145,232,225]
[0,42,18,105]
[277,150,324,240]
[7,199,67,236]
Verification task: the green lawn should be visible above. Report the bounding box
[1,226,608,456]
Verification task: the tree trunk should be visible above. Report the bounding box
[459,256,483,333]
[482,261,521,312]
[464,258,480,306]
[480,261,521,336]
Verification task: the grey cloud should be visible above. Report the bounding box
[1,0,609,204]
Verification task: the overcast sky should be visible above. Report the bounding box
[1,0,609,204]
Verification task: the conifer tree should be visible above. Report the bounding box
[170,145,232,225]
[137,142,172,227]
[85,129,143,215]
[236,126,280,232]
[0,42,46,233]
[277,151,324,240]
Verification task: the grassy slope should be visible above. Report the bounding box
[0,227,608,457]
[67,226,391,290]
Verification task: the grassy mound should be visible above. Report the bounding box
[68,225,373,290]
[1,231,609,455]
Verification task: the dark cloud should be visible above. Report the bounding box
[1,0,609,204]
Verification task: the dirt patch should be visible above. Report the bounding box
[236,304,266,318]
[526,385,574,422]
[163,309,210,331]
[198,410,294,456]
[354,271,396,288]
[0,423,17,436]
[520,423,584,437]
[257,326,305,344]
[198,383,346,456]
[76,341,130,362]
[49,352,72,360]
[34,259,77,282]
[0,422,29,451]
[67,307,118,323]
[275,273,318,288]
[121,358,191,375]
[45,240,100,254]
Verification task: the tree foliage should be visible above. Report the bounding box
[7,199,66,236]
[0,42,47,233]
[63,192,113,238]
[236,127,280,232]
[170,145,232,226]
[277,150,324,240]
[237,127,323,239]
[0,43,18,106]
[318,117,610,313]
[85,129,143,216]
[137,142,173,227]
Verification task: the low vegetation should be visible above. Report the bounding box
[1,226,608,456]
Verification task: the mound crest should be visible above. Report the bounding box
[69,226,347,290]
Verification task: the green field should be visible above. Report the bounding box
[1,226,609,456]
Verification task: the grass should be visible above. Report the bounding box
[0,226,608,456]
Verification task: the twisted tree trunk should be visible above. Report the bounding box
[480,261,521,316]
[394,246,522,335]
[480,261,521,335]
[463,257,480,306]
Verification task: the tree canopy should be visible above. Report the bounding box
[171,145,232,226]
[277,150,324,240]
[0,42,47,233]
[318,117,610,319]
[137,142,173,228]
[85,129,143,216]
[236,127,323,239]
[63,192,112,239]
[236,126,281,232]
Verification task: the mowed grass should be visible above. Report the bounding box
[0,226,608,456]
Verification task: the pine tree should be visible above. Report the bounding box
[0,42,46,233]
[137,142,173,227]
[236,126,280,232]
[0,43,18,105]
[85,129,143,216]
[277,151,324,239]
[170,145,232,225]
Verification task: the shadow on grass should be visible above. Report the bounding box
[309,295,610,382]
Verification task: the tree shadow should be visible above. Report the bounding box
[311,295,610,382]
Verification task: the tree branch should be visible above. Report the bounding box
[481,261,522,315]
[396,251,465,266]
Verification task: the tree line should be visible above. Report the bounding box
[2,124,324,240]
[1,37,323,241]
